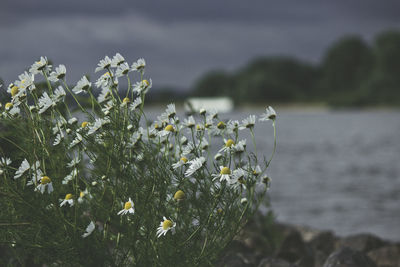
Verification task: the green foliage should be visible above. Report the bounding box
[0,55,276,266]
[191,30,400,107]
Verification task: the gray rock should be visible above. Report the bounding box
[367,245,400,267]
[258,257,298,267]
[323,247,377,267]
[310,231,337,255]
[336,234,385,253]
[275,230,315,267]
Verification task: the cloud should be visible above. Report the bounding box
[1,4,399,90]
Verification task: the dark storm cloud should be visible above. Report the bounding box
[1,0,400,89]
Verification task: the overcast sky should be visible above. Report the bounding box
[1,0,400,90]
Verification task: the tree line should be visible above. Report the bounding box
[192,30,400,106]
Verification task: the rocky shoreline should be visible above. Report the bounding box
[219,219,400,267]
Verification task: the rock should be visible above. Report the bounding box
[367,245,400,267]
[275,229,315,267]
[323,247,377,267]
[258,257,298,267]
[336,233,385,253]
[217,240,258,267]
[310,231,337,255]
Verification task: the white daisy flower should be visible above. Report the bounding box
[97,88,112,103]
[251,165,262,176]
[230,168,247,190]
[95,72,115,89]
[233,139,246,153]
[219,139,235,153]
[183,116,195,128]
[239,115,256,130]
[260,106,277,121]
[198,137,209,150]
[8,105,21,116]
[88,118,110,135]
[156,217,176,238]
[214,153,223,161]
[172,156,188,169]
[115,62,130,77]
[158,124,175,137]
[212,166,232,183]
[130,97,142,111]
[180,136,188,146]
[78,188,92,203]
[67,157,80,168]
[117,197,135,216]
[14,159,30,179]
[185,157,205,177]
[128,131,142,148]
[48,64,66,82]
[29,56,49,74]
[62,169,77,184]
[53,133,63,146]
[69,133,83,149]
[227,120,240,134]
[35,176,54,194]
[0,157,11,167]
[53,86,66,102]
[60,193,74,207]
[82,221,96,238]
[206,109,218,120]
[182,142,195,155]
[132,79,151,95]
[15,72,35,91]
[131,58,146,72]
[68,117,78,125]
[111,53,125,67]
[165,103,176,119]
[72,76,91,94]
[95,56,112,72]
[38,92,55,114]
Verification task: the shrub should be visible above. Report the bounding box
[0,54,276,266]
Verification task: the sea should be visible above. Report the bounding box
[237,108,400,242]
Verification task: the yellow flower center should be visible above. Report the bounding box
[162,220,173,230]
[123,97,130,103]
[220,167,231,175]
[217,121,226,129]
[80,191,85,198]
[65,193,73,200]
[11,86,19,97]
[124,201,132,210]
[180,157,188,163]
[225,139,235,147]
[164,125,174,132]
[142,80,150,87]
[217,208,223,214]
[174,190,185,200]
[81,121,88,128]
[41,176,51,184]
[5,102,13,110]
[103,72,110,77]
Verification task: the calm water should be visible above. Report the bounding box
[148,107,400,241]
[247,108,400,241]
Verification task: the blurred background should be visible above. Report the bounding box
[1,0,399,241]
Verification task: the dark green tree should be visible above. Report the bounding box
[318,36,374,105]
